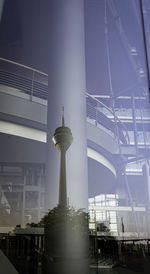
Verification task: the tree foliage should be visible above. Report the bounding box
[41,204,89,258]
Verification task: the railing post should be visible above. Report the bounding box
[95,102,98,127]
[132,94,139,155]
[31,70,35,101]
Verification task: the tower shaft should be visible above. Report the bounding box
[59,150,67,206]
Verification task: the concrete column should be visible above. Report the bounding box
[46,0,88,211]
[142,161,150,237]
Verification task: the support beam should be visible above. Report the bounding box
[46,0,88,211]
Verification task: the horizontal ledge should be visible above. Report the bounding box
[89,206,146,212]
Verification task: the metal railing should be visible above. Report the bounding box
[0,57,129,144]
[0,57,48,100]
[86,93,129,144]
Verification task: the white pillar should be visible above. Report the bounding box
[46,0,88,211]
[142,161,150,237]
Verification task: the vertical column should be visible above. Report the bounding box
[37,169,42,222]
[142,161,150,237]
[22,171,26,227]
[46,0,88,211]
[0,0,4,22]
[132,94,139,155]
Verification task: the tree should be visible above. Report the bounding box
[41,204,89,258]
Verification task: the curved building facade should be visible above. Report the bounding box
[0,0,150,242]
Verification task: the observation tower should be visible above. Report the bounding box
[52,108,73,206]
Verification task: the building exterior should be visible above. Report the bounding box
[0,0,150,242]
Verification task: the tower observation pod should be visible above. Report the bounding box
[52,108,73,206]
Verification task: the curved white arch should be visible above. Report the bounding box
[87,147,116,177]
[0,121,46,142]
[0,120,116,177]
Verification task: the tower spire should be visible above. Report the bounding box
[62,106,65,127]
